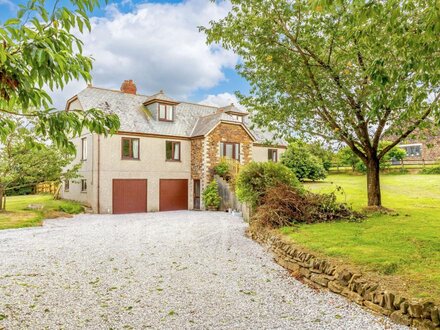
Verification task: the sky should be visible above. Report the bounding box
[0,0,249,109]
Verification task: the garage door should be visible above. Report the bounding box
[159,179,188,211]
[113,179,147,214]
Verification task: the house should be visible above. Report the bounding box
[61,80,286,214]
[396,128,440,163]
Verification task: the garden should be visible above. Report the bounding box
[0,194,84,230]
[211,138,440,309]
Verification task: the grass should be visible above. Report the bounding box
[0,194,84,230]
[281,173,440,302]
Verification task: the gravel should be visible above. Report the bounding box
[0,211,405,329]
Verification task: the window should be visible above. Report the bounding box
[268,149,278,162]
[166,141,181,161]
[81,179,87,192]
[81,137,87,161]
[64,180,70,192]
[159,104,174,121]
[121,138,140,159]
[401,144,422,157]
[230,114,243,122]
[220,142,240,160]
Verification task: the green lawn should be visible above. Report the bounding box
[281,174,440,302]
[0,195,84,230]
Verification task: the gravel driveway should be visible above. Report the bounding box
[0,211,404,329]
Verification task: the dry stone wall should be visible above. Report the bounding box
[250,227,440,329]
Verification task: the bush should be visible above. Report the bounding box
[281,142,327,181]
[202,180,221,210]
[58,202,84,214]
[235,161,302,207]
[214,160,230,178]
[421,166,440,174]
[253,184,361,228]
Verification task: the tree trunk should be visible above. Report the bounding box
[366,157,381,207]
[0,186,4,212]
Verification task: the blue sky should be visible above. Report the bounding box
[0,0,249,108]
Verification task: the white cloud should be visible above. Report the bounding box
[200,92,245,110]
[48,0,238,109]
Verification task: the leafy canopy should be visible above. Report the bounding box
[0,120,81,210]
[203,0,440,163]
[0,0,120,152]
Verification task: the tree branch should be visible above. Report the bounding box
[378,93,440,159]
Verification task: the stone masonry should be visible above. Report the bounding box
[250,227,440,329]
[205,123,253,182]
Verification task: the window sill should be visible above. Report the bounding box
[166,159,181,162]
[121,158,141,161]
[80,191,87,193]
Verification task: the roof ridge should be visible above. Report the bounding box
[86,85,151,98]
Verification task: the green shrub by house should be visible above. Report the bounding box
[202,180,221,210]
[235,161,302,207]
[281,141,327,181]
[214,160,230,178]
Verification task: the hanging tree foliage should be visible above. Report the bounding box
[203,0,440,207]
[0,0,120,153]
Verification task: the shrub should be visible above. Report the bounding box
[235,161,302,207]
[421,166,440,174]
[281,141,327,181]
[202,180,221,210]
[214,160,230,178]
[58,202,84,214]
[253,183,361,228]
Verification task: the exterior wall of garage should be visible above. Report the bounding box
[97,134,192,213]
[62,133,287,214]
[61,132,97,209]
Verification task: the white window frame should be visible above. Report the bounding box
[81,137,87,161]
[399,143,422,157]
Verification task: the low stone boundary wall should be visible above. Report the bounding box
[249,227,440,329]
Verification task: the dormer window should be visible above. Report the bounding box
[159,104,174,122]
[230,114,243,122]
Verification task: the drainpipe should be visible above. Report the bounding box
[97,134,101,214]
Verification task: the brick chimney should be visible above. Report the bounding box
[120,79,137,94]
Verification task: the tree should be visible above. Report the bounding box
[0,0,119,153]
[305,141,333,171]
[0,122,80,211]
[281,141,327,181]
[336,146,361,171]
[203,0,440,207]
[337,143,406,173]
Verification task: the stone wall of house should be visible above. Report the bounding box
[205,123,253,182]
[191,138,204,180]
[395,128,440,162]
[250,227,440,329]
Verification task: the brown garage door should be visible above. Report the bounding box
[159,179,188,211]
[113,179,147,214]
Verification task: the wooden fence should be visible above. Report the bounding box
[35,181,60,195]
[331,159,439,172]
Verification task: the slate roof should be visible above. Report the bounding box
[218,103,248,115]
[191,112,254,139]
[73,86,285,145]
